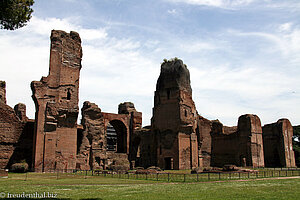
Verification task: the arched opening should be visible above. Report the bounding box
[106,123,117,151]
[107,120,127,153]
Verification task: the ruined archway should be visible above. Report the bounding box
[108,120,128,153]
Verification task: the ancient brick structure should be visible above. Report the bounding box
[1,29,297,171]
[31,30,82,172]
[14,103,28,122]
[77,101,104,170]
[197,115,212,167]
[0,81,6,104]
[130,126,152,168]
[0,82,34,170]
[151,58,199,170]
[211,114,265,168]
[0,102,24,169]
[77,101,142,171]
[262,119,296,167]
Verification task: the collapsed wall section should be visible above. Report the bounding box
[31,30,82,172]
[77,101,142,171]
[0,82,33,169]
[197,115,212,167]
[0,103,24,169]
[77,101,106,170]
[262,119,296,167]
[211,114,264,168]
[0,81,6,104]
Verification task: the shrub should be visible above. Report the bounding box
[191,167,203,174]
[10,162,29,173]
[223,165,238,171]
[147,166,162,171]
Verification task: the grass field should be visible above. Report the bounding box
[0,173,299,199]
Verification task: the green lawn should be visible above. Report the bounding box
[0,173,299,199]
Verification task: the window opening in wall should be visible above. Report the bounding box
[167,89,170,99]
[160,145,162,155]
[76,163,81,169]
[67,89,71,100]
[164,157,172,170]
[95,157,100,165]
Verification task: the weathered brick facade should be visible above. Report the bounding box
[211,114,265,168]
[0,103,24,169]
[0,81,6,104]
[77,101,142,171]
[262,119,296,167]
[0,30,297,171]
[0,82,34,170]
[31,30,82,172]
[151,59,199,170]
[197,115,212,167]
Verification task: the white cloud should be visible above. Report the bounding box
[80,28,107,40]
[21,16,80,36]
[0,16,159,126]
[1,10,300,128]
[169,0,225,7]
[166,0,300,11]
[166,0,257,8]
[180,41,217,53]
[190,63,300,125]
[167,9,177,14]
[279,23,293,32]
[227,26,300,62]
[186,27,300,125]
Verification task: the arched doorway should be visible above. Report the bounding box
[107,120,128,153]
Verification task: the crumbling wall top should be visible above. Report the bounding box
[81,101,102,121]
[211,119,237,136]
[118,102,136,114]
[156,58,192,93]
[238,114,262,134]
[14,103,28,122]
[0,81,6,104]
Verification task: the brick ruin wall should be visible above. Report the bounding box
[130,126,154,168]
[0,30,297,171]
[197,115,212,167]
[0,103,24,169]
[151,59,199,170]
[0,82,34,169]
[262,119,296,167]
[0,81,6,104]
[77,101,142,171]
[211,114,265,168]
[31,30,82,172]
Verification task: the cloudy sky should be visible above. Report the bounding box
[0,0,299,126]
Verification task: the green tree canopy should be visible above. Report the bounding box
[293,125,300,166]
[0,0,34,30]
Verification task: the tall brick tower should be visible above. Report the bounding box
[31,30,82,172]
[151,58,198,169]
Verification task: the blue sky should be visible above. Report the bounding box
[0,0,300,126]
